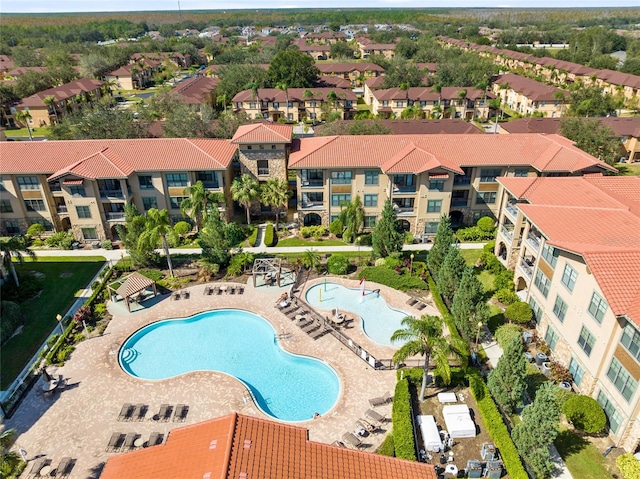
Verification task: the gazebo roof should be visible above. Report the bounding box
[115,272,155,298]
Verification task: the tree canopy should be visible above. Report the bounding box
[560,117,622,165]
[371,198,403,258]
[267,49,319,88]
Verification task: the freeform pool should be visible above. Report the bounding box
[119,309,340,422]
[305,283,409,346]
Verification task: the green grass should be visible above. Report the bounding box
[0,257,105,389]
[277,238,347,247]
[459,248,483,266]
[4,126,51,137]
[478,269,495,292]
[356,104,372,111]
[615,162,640,176]
[487,304,505,334]
[555,429,613,479]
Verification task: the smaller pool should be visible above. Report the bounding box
[305,283,409,346]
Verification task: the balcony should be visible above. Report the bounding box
[500,226,514,242]
[202,181,220,189]
[453,177,471,186]
[56,205,68,214]
[395,207,415,216]
[519,257,535,279]
[301,180,324,188]
[105,212,125,221]
[451,198,469,207]
[505,203,519,220]
[99,189,124,199]
[49,183,62,193]
[393,184,416,193]
[526,234,541,251]
[300,202,324,210]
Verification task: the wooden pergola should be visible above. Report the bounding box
[251,258,283,287]
[108,272,158,312]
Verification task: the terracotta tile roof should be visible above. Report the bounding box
[0,138,237,176]
[500,117,640,138]
[381,143,464,175]
[597,69,640,89]
[232,88,357,103]
[319,120,482,135]
[498,176,640,326]
[364,76,386,89]
[5,66,48,76]
[316,76,352,89]
[18,78,104,107]
[108,59,160,76]
[316,62,385,74]
[372,87,491,102]
[170,76,219,104]
[0,54,14,71]
[48,148,133,181]
[414,63,438,73]
[289,134,614,174]
[101,414,437,479]
[231,123,293,144]
[493,73,568,101]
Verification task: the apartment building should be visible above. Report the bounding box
[0,139,237,241]
[494,176,640,451]
[357,39,396,59]
[105,59,161,90]
[169,76,219,107]
[288,134,614,237]
[13,78,105,127]
[492,73,569,118]
[369,86,493,120]
[232,88,357,122]
[316,62,385,87]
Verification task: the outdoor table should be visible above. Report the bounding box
[444,464,458,476]
[294,315,304,321]
[134,437,144,448]
[331,315,345,324]
[39,465,52,476]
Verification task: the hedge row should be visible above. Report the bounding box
[358,266,428,291]
[468,372,528,479]
[248,228,258,247]
[264,224,277,247]
[391,379,417,461]
[378,434,395,457]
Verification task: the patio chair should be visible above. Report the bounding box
[229,286,237,295]
[28,457,49,477]
[237,286,245,295]
[310,325,330,340]
[122,432,139,450]
[173,404,189,422]
[416,302,427,310]
[172,292,181,301]
[357,418,376,433]
[153,404,172,422]
[145,432,163,448]
[132,403,147,421]
[216,287,223,295]
[407,298,419,306]
[332,440,347,448]
[301,320,320,335]
[55,457,73,477]
[341,432,363,449]
[106,432,125,452]
[117,403,134,421]
[368,391,392,407]
[365,408,387,424]
[182,290,190,299]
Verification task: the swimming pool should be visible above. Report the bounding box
[305,282,409,346]
[119,309,340,422]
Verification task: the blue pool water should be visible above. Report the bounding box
[305,283,409,346]
[119,309,340,422]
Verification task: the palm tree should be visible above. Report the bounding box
[216,92,228,112]
[0,427,22,479]
[15,110,33,141]
[231,174,260,225]
[456,89,468,120]
[0,235,36,288]
[431,83,443,118]
[140,208,174,277]
[246,81,261,119]
[553,90,567,117]
[302,248,321,270]
[391,314,465,402]
[180,181,224,232]
[43,96,59,124]
[303,89,316,122]
[260,178,291,229]
[275,82,289,121]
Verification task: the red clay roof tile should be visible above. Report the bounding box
[231,123,293,144]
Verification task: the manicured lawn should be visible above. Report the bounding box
[477,269,495,292]
[277,238,347,247]
[4,126,50,138]
[555,429,613,479]
[487,304,505,334]
[460,248,483,266]
[0,257,105,389]
[615,162,640,176]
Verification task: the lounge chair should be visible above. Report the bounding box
[117,403,134,421]
[173,404,188,422]
[407,298,419,306]
[172,292,180,301]
[182,290,190,299]
[365,408,387,424]
[369,391,392,407]
[106,432,125,452]
[132,403,147,421]
[342,432,363,449]
[145,432,163,448]
[357,418,376,433]
[154,404,172,422]
[216,287,223,295]
[123,432,139,450]
[301,320,320,334]
[237,286,245,294]
[332,440,347,448]
[416,302,427,310]
[55,457,73,477]
[29,457,49,477]
[229,286,237,295]
[310,325,329,340]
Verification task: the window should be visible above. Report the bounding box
[0,200,12,213]
[301,169,323,186]
[330,171,352,184]
[393,198,414,209]
[169,196,188,209]
[303,192,323,203]
[24,199,45,212]
[553,295,568,322]
[577,326,595,356]
[561,264,578,292]
[428,179,445,191]
[382,100,388,107]
[195,171,219,187]
[69,185,86,196]
[142,197,158,211]
[606,358,637,402]
[81,228,98,240]
[479,168,502,183]
[427,200,442,213]
[541,244,559,268]
[476,192,497,204]
[75,206,91,218]
[287,113,293,120]
[514,168,529,177]
[545,326,559,351]
[249,102,256,109]
[273,102,279,108]
[568,358,584,386]
[0,179,5,191]
[364,216,376,228]
[597,392,622,433]
[396,101,403,108]
[529,297,542,323]
[534,270,551,298]
[393,174,414,187]
[621,321,640,362]
[364,194,378,207]
[331,194,351,206]
[287,101,293,108]
[420,100,427,107]
[587,292,608,324]
[257,160,269,176]
[364,171,379,185]
[17,176,39,190]
[5,220,20,235]
[166,173,188,187]
[424,222,439,235]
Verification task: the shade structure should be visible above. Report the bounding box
[111,272,158,312]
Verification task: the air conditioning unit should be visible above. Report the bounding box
[481,443,496,461]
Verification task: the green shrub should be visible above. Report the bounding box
[227,253,255,276]
[248,227,258,246]
[327,255,350,275]
[358,233,372,246]
[264,223,277,247]
[300,226,314,238]
[101,240,113,250]
[378,434,395,456]
[469,372,528,479]
[173,221,191,237]
[73,333,86,343]
[495,288,519,305]
[32,239,45,247]
[397,367,424,385]
[93,302,108,319]
[329,219,344,236]
[617,454,640,479]
[374,258,386,267]
[391,379,416,461]
[435,367,468,387]
[504,301,533,324]
[477,216,495,232]
[484,240,496,252]
[456,226,495,241]
[44,231,74,249]
[562,395,607,434]
[404,232,414,244]
[27,223,46,238]
[138,269,164,282]
[55,345,75,364]
[495,324,523,349]
[384,257,402,269]
[494,269,514,290]
[0,301,23,344]
[359,267,427,291]
[300,225,327,240]
[225,222,248,246]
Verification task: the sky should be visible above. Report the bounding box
[1,0,640,14]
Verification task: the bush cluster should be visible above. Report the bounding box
[44,231,74,249]
[378,434,395,457]
[300,225,327,239]
[326,255,350,275]
[264,223,277,247]
[357,233,372,246]
[456,226,496,241]
[359,266,427,291]
[435,366,468,387]
[562,395,607,434]
[468,372,528,479]
[391,379,417,461]
[495,288,519,305]
[101,240,113,250]
[495,324,524,349]
[617,453,640,479]
[329,219,343,236]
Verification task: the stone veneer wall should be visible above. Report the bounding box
[297,209,330,227]
[71,223,107,242]
[238,150,288,216]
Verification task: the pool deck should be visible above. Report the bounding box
[8,277,435,479]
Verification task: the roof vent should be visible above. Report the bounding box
[203,473,211,479]
[209,440,218,450]
[239,473,247,479]
[243,440,252,450]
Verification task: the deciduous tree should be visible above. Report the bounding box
[198,208,231,267]
[268,49,319,88]
[560,117,621,165]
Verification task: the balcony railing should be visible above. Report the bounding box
[505,204,519,219]
[526,234,541,251]
[49,184,62,193]
[105,212,125,221]
[453,177,471,186]
[393,184,416,193]
[300,202,324,210]
[396,207,415,216]
[451,199,468,207]
[202,181,220,189]
[500,226,514,242]
[100,189,124,199]
[301,180,324,187]
[56,205,68,214]
[519,257,535,278]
